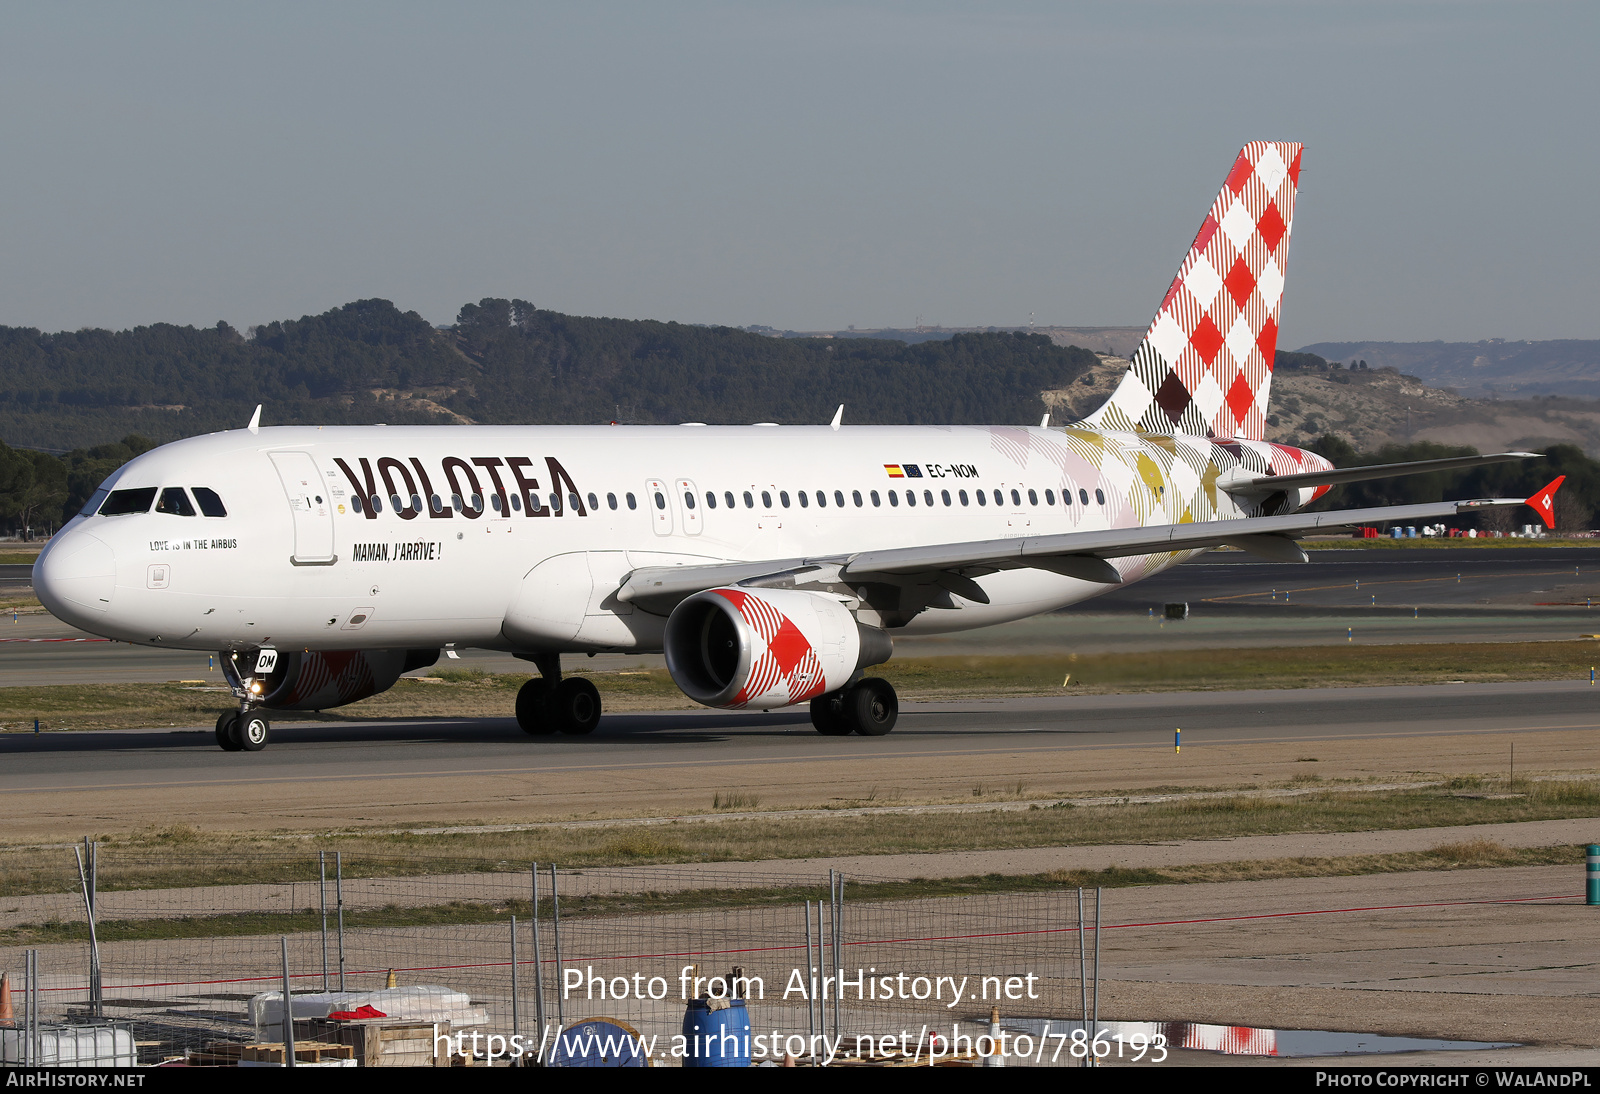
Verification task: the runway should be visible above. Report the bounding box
[1,680,1595,814]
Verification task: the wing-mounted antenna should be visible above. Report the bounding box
[247,405,262,435]
[830,405,844,431]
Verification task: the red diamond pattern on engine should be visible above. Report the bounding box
[713,588,824,708]
[1085,142,1301,442]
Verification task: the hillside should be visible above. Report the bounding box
[0,298,1094,452]
[1046,354,1600,458]
[1299,339,1600,399]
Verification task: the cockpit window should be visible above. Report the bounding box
[78,488,110,518]
[99,488,157,515]
[156,487,197,516]
[191,487,227,517]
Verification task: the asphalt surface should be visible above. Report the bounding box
[2,679,1595,794]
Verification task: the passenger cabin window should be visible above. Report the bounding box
[654,492,666,509]
[608,493,618,510]
[1095,489,1106,505]
[888,490,899,507]
[371,495,384,513]
[352,495,366,514]
[870,490,880,507]
[684,491,696,509]
[1028,489,1038,506]
[798,490,809,508]
[958,490,969,506]
[780,491,791,508]
[705,492,717,509]
[1010,489,1021,507]
[941,489,951,506]
[155,487,196,516]
[626,493,638,510]
[724,491,736,508]
[761,490,772,509]
[976,490,986,506]
[816,491,826,508]
[192,487,227,517]
[1045,489,1056,506]
[743,491,755,509]
[1078,489,1090,505]
[851,490,862,507]
[834,490,845,508]
[906,490,916,507]
[587,493,598,511]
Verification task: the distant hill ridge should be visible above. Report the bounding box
[0,298,1094,451]
[1298,339,1600,399]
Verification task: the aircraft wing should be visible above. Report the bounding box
[617,485,1558,612]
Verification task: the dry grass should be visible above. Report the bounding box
[3,780,1595,894]
[0,842,1581,948]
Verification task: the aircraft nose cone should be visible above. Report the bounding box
[35,531,117,617]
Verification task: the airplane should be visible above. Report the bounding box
[32,141,1561,751]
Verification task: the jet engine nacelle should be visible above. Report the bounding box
[664,587,892,709]
[221,648,439,710]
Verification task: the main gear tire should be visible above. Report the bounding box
[842,678,898,736]
[549,677,602,735]
[809,694,852,735]
[516,678,555,735]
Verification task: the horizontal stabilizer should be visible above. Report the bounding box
[1221,451,1539,495]
[1525,476,1565,529]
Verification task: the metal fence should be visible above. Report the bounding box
[1,845,1102,1066]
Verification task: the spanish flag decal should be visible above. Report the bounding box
[884,465,905,478]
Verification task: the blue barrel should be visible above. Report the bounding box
[548,1018,650,1067]
[682,999,751,1067]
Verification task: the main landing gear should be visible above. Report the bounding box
[515,653,602,736]
[810,677,898,736]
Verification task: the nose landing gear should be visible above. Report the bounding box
[216,648,273,751]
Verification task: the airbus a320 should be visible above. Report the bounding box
[33,142,1560,750]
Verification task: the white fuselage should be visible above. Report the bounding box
[34,422,1290,655]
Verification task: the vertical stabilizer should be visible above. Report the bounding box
[1084,141,1301,441]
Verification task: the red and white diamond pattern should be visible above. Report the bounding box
[1086,141,1301,442]
[713,588,829,708]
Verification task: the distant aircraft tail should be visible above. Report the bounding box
[1083,141,1302,441]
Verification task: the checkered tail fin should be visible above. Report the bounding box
[1083,141,1301,441]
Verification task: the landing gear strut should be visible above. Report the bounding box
[515,653,602,736]
[216,650,273,751]
[810,677,898,736]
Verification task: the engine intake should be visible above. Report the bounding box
[664,588,891,709]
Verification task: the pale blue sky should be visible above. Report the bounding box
[1,2,1594,344]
